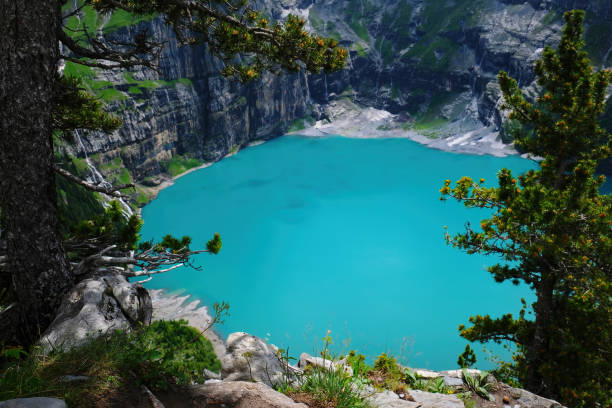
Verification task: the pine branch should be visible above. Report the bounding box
[54,164,134,198]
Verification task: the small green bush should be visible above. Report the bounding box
[298,367,370,408]
[0,319,220,405]
[123,320,221,389]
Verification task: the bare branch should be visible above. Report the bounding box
[125,263,183,277]
[58,27,162,71]
[54,164,134,198]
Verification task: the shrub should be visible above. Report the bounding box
[0,319,220,404]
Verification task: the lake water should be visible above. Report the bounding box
[140,135,535,370]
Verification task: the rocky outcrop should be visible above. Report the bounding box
[366,389,464,408]
[72,16,310,186]
[221,332,286,386]
[186,381,308,408]
[38,274,151,352]
[0,398,67,408]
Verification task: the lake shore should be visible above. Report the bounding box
[290,98,518,158]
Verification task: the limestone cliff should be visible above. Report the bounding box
[64,0,612,207]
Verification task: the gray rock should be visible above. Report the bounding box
[203,368,221,380]
[409,390,464,408]
[502,384,565,408]
[0,398,66,408]
[186,381,308,408]
[443,376,464,387]
[38,275,151,352]
[297,352,353,376]
[366,390,419,408]
[59,375,90,382]
[221,332,285,386]
[439,368,482,379]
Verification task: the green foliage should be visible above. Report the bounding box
[120,320,221,389]
[288,118,307,132]
[0,320,220,403]
[298,367,370,408]
[345,0,371,43]
[369,353,407,394]
[441,11,611,407]
[53,75,122,139]
[457,345,477,368]
[346,351,371,377]
[206,233,223,254]
[462,369,494,401]
[103,9,156,33]
[90,0,347,81]
[161,154,203,177]
[71,201,142,251]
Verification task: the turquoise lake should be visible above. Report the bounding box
[141,135,535,370]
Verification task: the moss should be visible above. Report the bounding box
[134,185,154,207]
[288,118,306,132]
[355,42,368,57]
[163,155,203,177]
[96,88,127,102]
[104,9,156,33]
[63,61,95,80]
[175,77,194,87]
[403,36,460,72]
[117,168,132,185]
[128,86,143,95]
[345,0,371,43]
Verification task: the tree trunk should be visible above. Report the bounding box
[0,1,74,345]
[525,276,555,396]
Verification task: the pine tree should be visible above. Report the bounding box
[441,10,611,407]
[0,0,346,346]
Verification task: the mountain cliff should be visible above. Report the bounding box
[62,0,612,206]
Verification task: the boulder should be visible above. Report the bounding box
[439,368,482,379]
[38,274,151,352]
[297,352,353,376]
[366,390,420,408]
[409,390,464,408]
[186,381,308,408]
[502,384,565,408]
[0,398,66,408]
[442,376,464,387]
[221,332,285,386]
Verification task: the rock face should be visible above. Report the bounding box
[66,0,612,200]
[220,332,285,386]
[300,0,612,130]
[0,398,67,408]
[72,15,310,186]
[38,274,151,351]
[186,381,308,408]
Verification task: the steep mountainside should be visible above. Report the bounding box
[62,0,612,207]
[302,0,612,133]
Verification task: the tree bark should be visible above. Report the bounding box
[0,1,74,345]
[525,276,555,396]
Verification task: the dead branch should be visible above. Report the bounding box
[72,242,212,278]
[58,28,163,71]
[54,164,134,198]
